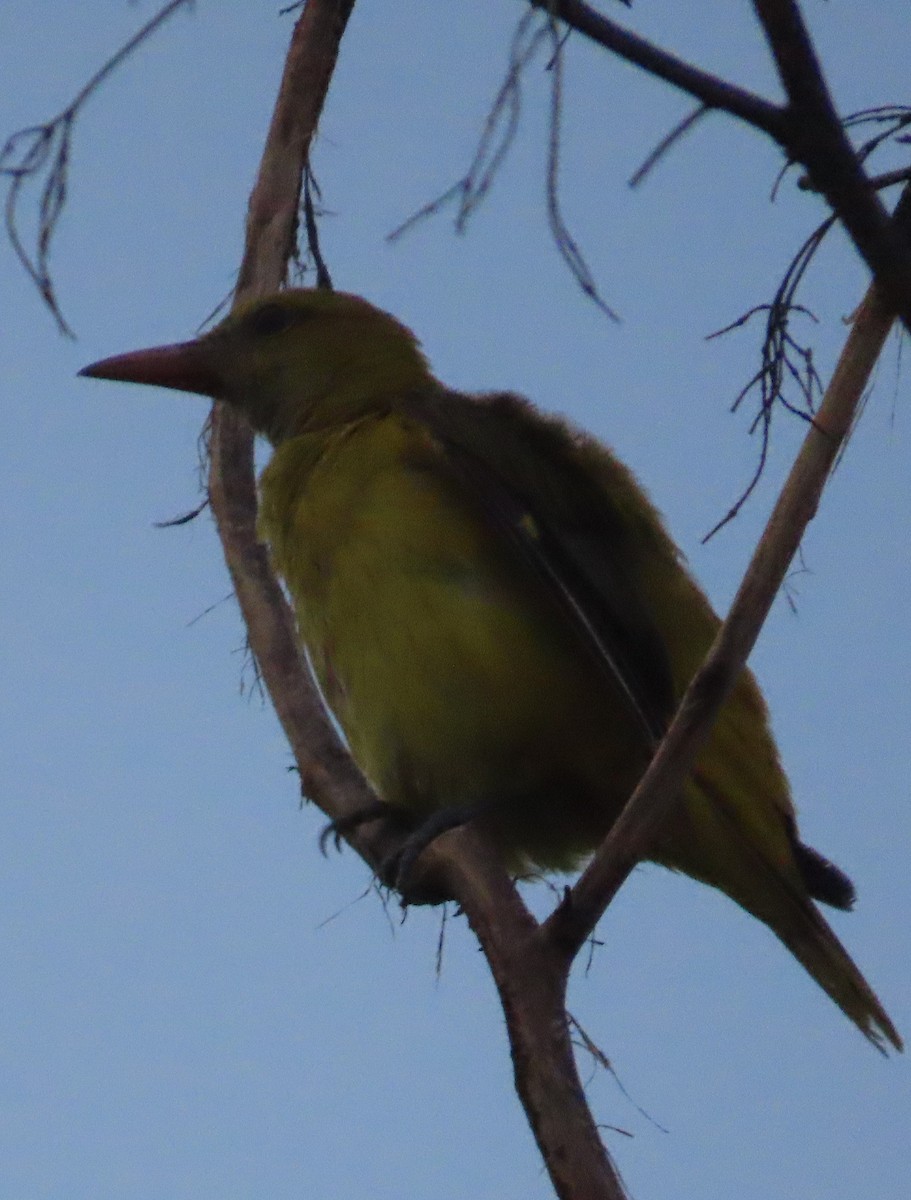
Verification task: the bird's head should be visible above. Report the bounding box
[80,289,433,443]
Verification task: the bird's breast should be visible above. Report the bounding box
[258,415,646,820]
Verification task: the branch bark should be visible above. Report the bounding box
[431,830,629,1200]
[546,186,909,956]
[531,0,786,136]
[205,3,627,1197]
[751,0,911,334]
[208,0,380,843]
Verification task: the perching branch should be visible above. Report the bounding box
[207,0,381,857]
[205,4,629,1198]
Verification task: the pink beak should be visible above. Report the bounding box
[79,339,223,398]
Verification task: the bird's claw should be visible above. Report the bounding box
[379,804,481,902]
[318,800,399,856]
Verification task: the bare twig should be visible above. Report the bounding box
[154,498,210,528]
[390,10,616,317]
[843,105,911,165]
[544,16,618,318]
[568,1014,668,1134]
[703,217,834,540]
[628,104,709,189]
[387,11,551,243]
[302,163,332,289]
[0,0,191,334]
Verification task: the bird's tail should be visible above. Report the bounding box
[759,867,902,1053]
[660,782,902,1053]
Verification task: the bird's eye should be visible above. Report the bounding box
[247,303,297,338]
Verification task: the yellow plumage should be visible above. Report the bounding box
[80,289,901,1052]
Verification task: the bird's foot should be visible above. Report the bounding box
[380,804,483,901]
[318,800,411,856]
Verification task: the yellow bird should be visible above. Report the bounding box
[81,289,901,1051]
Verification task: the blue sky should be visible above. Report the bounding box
[1,3,909,1198]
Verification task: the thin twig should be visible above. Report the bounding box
[0,0,191,334]
[303,163,333,288]
[390,10,616,317]
[388,11,550,243]
[629,104,709,189]
[703,217,834,539]
[154,498,210,528]
[543,16,618,318]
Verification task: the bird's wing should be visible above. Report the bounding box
[406,390,677,745]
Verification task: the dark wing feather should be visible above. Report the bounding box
[406,390,676,746]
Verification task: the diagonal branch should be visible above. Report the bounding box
[544,184,911,958]
[529,0,787,137]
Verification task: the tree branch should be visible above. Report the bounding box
[207,0,378,842]
[429,829,629,1200]
[533,0,911,336]
[529,0,787,137]
[751,0,911,334]
[205,4,627,1196]
[545,185,910,958]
